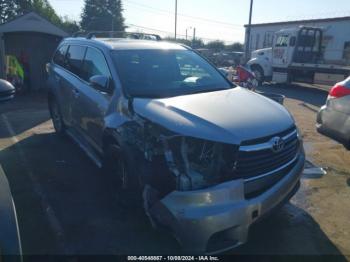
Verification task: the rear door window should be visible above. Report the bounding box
[66,45,86,77]
[53,45,68,68]
[81,47,111,81]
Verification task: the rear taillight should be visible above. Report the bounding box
[329,84,350,99]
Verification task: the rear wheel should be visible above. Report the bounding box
[344,138,350,150]
[49,98,65,135]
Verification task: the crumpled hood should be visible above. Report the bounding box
[133,87,294,144]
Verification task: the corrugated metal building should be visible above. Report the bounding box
[244,16,350,64]
[0,12,68,90]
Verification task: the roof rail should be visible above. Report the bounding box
[72,31,161,41]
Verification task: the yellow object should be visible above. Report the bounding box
[6,55,24,80]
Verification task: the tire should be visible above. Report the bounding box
[103,144,142,207]
[344,139,350,151]
[48,97,65,135]
[251,65,264,86]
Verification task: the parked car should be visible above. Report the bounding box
[0,165,22,259]
[317,77,350,149]
[0,79,15,101]
[212,51,243,67]
[47,35,305,254]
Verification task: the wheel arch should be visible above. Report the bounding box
[250,63,265,75]
[102,128,121,155]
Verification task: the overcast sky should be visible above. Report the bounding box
[49,0,350,43]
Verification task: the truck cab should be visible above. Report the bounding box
[272,27,323,66]
[248,26,333,85]
[272,28,297,68]
[272,27,324,83]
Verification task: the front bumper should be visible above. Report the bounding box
[148,150,305,254]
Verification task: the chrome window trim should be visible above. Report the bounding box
[239,129,297,152]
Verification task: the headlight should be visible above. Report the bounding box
[162,136,238,191]
[296,126,302,140]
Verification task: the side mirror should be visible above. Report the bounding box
[0,79,15,101]
[89,75,111,94]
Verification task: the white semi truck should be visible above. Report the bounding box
[247,26,350,87]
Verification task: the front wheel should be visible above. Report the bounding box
[251,66,264,86]
[103,144,142,206]
[49,98,65,135]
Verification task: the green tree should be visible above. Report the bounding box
[225,42,244,52]
[206,40,225,51]
[163,37,204,49]
[60,16,80,34]
[0,0,18,24]
[0,0,80,33]
[81,0,125,32]
[163,37,192,46]
[15,0,61,25]
[192,38,205,49]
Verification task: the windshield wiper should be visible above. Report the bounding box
[188,87,230,95]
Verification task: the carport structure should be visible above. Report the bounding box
[0,12,68,90]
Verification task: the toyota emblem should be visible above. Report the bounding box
[270,137,285,153]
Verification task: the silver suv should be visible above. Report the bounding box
[47,35,305,254]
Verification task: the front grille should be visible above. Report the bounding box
[240,126,296,146]
[235,127,299,180]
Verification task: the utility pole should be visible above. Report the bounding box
[192,27,196,48]
[245,0,254,62]
[186,27,192,41]
[175,0,178,40]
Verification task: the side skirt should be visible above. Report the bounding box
[65,128,103,168]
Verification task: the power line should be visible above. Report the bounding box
[125,4,243,32]
[124,0,242,28]
[54,0,243,29]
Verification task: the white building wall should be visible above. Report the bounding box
[245,19,350,63]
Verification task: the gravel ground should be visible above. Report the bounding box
[0,87,349,259]
[258,84,350,256]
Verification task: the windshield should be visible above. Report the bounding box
[111,49,233,98]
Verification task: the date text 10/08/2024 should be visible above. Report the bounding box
[127,256,220,261]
